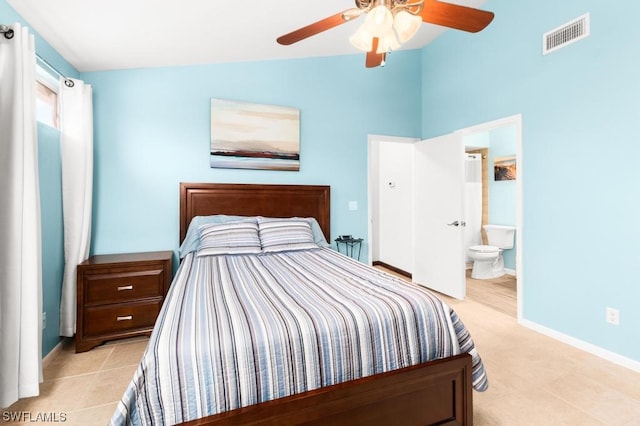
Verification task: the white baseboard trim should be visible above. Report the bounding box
[520,319,640,372]
[42,339,64,370]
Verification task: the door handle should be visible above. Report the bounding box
[447,221,466,227]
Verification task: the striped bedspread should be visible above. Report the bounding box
[111,248,487,425]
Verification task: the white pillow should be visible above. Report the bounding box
[257,217,319,253]
[196,220,262,256]
[179,215,329,257]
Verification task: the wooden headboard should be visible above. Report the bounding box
[179,183,331,243]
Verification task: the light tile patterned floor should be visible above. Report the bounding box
[3,337,148,425]
[465,269,517,318]
[4,271,640,425]
[444,278,640,426]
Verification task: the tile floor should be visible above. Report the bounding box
[444,278,640,425]
[3,337,148,425]
[4,272,640,425]
[465,269,517,318]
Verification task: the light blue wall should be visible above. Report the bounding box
[37,124,64,356]
[464,131,489,148]
[488,125,517,270]
[2,0,79,357]
[422,0,640,362]
[83,53,422,260]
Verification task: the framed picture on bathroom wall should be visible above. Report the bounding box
[494,155,516,181]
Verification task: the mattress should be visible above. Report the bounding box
[110,247,487,425]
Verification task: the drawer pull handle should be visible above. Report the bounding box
[117,315,133,321]
[117,285,134,291]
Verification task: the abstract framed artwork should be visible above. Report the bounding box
[210,98,300,171]
[494,155,516,181]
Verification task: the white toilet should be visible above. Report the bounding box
[468,224,516,279]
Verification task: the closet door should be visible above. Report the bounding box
[413,133,466,299]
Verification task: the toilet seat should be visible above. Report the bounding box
[468,245,499,253]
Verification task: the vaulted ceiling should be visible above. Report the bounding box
[8,0,487,72]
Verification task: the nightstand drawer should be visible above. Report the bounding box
[83,300,162,337]
[84,269,164,305]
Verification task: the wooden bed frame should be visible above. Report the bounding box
[179,182,473,426]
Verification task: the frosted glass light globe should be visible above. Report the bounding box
[393,10,422,43]
[365,5,394,37]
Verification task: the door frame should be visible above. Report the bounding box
[367,134,419,268]
[456,114,523,321]
[367,114,523,321]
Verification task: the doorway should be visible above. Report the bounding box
[458,115,522,319]
[367,134,418,276]
[367,114,523,319]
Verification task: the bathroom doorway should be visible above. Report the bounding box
[367,114,523,319]
[459,115,522,319]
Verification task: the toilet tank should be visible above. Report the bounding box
[484,224,516,249]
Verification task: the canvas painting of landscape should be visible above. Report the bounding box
[210,99,300,171]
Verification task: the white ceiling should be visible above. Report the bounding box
[7,0,487,72]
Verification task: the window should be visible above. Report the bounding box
[36,80,58,128]
[35,64,59,128]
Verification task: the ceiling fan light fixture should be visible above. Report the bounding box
[365,5,394,37]
[393,10,422,43]
[277,0,494,69]
[349,24,374,52]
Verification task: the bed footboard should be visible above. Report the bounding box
[182,353,473,426]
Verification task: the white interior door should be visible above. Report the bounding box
[413,133,466,299]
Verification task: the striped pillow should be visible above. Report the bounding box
[258,217,319,253]
[196,220,262,256]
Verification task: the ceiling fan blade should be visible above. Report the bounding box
[365,38,385,68]
[277,9,361,45]
[421,0,494,33]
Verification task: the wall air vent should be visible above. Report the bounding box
[543,13,590,55]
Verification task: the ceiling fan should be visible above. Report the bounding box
[277,0,494,68]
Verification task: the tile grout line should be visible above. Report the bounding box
[98,346,116,371]
[538,386,611,425]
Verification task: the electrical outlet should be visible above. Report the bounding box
[606,307,620,325]
[42,312,46,330]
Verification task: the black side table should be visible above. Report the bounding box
[335,237,363,261]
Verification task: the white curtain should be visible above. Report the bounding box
[465,153,482,183]
[0,23,43,408]
[464,154,483,261]
[59,78,93,337]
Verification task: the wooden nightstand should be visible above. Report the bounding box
[76,251,173,352]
